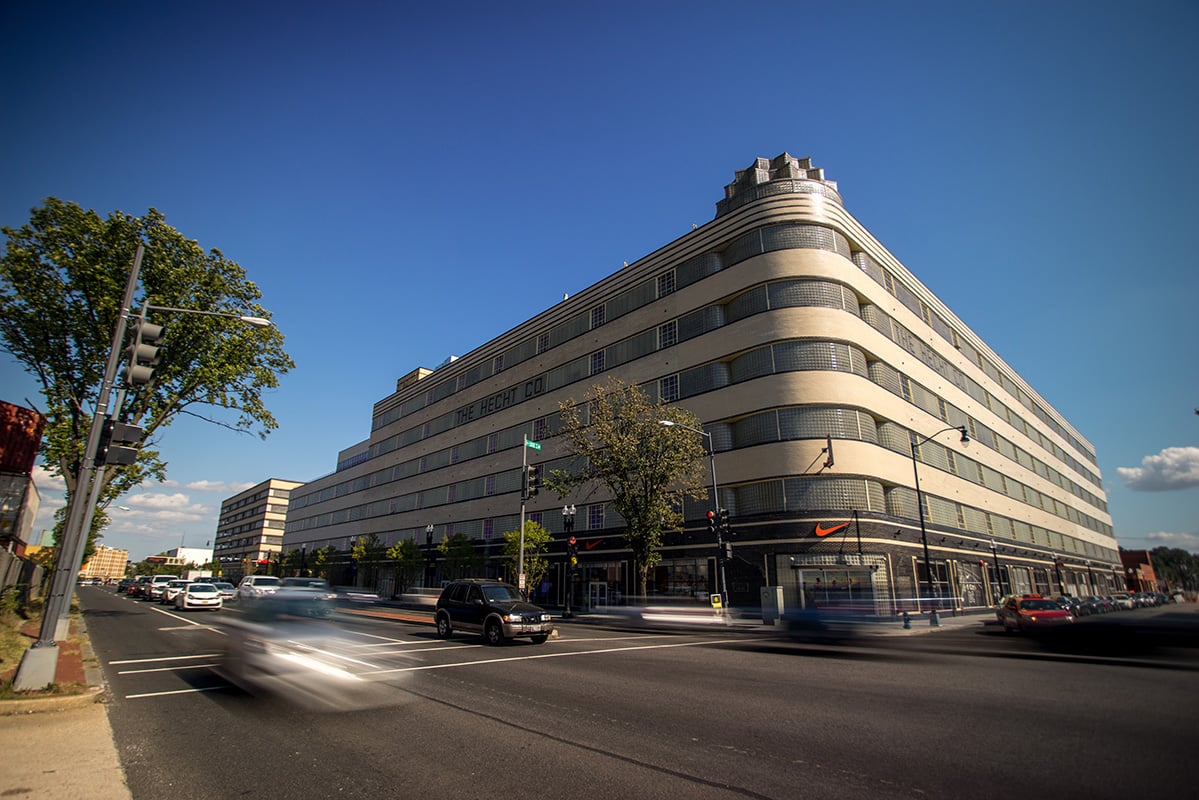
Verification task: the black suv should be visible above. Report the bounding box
[434,579,554,645]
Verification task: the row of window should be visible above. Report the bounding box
[289,395,1109,564]
[370,219,1094,479]
[349,275,1101,516]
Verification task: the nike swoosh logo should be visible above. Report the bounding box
[815,522,849,538]
[584,539,602,550]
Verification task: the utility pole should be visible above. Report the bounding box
[15,246,144,691]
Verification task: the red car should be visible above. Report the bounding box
[999,594,1074,633]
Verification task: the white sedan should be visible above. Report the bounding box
[175,582,223,611]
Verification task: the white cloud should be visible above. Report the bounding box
[161,478,257,494]
[1116,446,1199,492]
[1146,531,1199,549]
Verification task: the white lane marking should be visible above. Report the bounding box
[118,663,219,675]
[110,653,223,665]
[125,686,227,699]
[362,638,745,675]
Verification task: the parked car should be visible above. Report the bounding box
[237,575,282,600]
[998,594,1074,633]
[175,582,222,611]
[1111,592,1136,611]
[434,578,554,645]
[161,579,191,605]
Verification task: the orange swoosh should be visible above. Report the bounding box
[815,522,849,538]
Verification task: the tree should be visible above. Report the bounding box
[438,533,482,580]
[386,538,423,596]
[0,199,294,560]
[502,520,552,597]
[282,548,305,577]
[310,545,338,580]
[351,533,386,587]
[548,378,710,599]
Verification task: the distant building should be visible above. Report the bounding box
[144,546,214,570]
[213,478,303,582]
[285,153,1119,611]
[1119,548,1159,593]
[81,544,129,582]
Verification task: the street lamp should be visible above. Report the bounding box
[910,425,969,610]
[562,504,576,618]
[658,419,727,607]
[990,539,1006,598]
[1052,552,1064,595]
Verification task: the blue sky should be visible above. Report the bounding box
[2,1,1196,561]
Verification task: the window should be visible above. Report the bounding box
[587,504,604,530]
[659,375,679,403]
[591,306,605,329]
[657,271,676,298]
[590,350,605,375]
[537,333,550,354]
[658,320,677,349]
[493,354,504,372]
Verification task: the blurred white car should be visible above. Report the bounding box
[237,575,282,600]
[161,579,191,605]
[175,582,222,611]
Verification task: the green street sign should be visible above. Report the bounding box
[525,438,541,450]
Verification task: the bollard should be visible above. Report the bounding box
[929,608,940,627]
[902,611,911,629]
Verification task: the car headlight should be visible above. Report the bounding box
[540,614,552,622]
[503,613,521,623]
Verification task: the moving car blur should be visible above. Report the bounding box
[213,590,401,711]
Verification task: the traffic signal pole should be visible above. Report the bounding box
[14,245,144,691]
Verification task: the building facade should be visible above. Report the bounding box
[213,478,302,582]
[284,153,1120,613]
[80,544,129,582]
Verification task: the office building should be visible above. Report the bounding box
[284,153,1118,612]
[80,544,129,582]
[214,478,302,582]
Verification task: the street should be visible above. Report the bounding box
[79,587,1198,799]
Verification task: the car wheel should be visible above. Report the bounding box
[435,613,453,639]
[484,619,504,646]
[530,634,548,644]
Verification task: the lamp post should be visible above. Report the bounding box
[658,419,727,607]
[425,523,435,588]
[990,539,1006,598]
[562,504,576,618]
[910,425,969,611]
[1052,552,1064,595]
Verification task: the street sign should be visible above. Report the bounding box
[525,438,541,450]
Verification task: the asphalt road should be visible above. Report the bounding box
[79,588,1199,799]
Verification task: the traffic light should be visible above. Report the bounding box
[567,535,578,567]
[126,318,164,386]
[524,464,542,498]
[717,508,730,537]
[707,510,717,535]
[722,542,734,561]
[823,435,834,469]
[95,418,143,466]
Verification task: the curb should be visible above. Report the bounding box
[0,685,105,716]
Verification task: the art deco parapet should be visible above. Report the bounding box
[715,153,843,218]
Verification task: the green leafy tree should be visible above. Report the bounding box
[438,533,482,580]
[310,545,338,580]
[282,548,305,577]
[548,378,709,599]
[1,200,294,562]
[386,538,423,595]
[502,520,551,595]
[351,533,386,587]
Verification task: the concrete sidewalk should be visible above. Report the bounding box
[0,617,132,800]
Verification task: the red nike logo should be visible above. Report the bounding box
[584,539,602,550]
[815,522,849,538]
